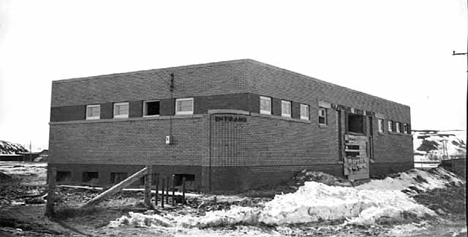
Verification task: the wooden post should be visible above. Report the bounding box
[45,167,56,217]
[155,174,159,206]
[182,177,186,205]
[161,178,165,208]
[144,165,152,208]
[172,175,175,206]
[166,176,169,204]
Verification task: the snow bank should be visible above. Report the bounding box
[259,182,434,225]
[110,168,463,228]
[356,167,464,194]
[109,212,173,228]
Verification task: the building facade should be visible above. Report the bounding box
[49,59,413,191]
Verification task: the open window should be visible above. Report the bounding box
[82,172,99,183]
[56,171,71,182]
[318,107,327,125]
[347,113,365,134]
[144,100,160,116]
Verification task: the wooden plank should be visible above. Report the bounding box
[45,167,56,217]
[81,167,148,208]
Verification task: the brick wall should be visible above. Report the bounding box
[49,116,209,166]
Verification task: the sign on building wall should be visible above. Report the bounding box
[343,134,370,180]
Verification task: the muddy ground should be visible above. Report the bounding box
[0,161,466,237]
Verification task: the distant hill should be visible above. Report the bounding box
[413,130,466,161]
[0,140,29,154]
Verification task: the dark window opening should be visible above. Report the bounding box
[82,172,99,183]
[346,145,360,150]
[144,101,160,116]
[56,171,71,182]
[318,108,327,125]
[345,151,360,157]
[110,172,128,184]
[174,174,195,186]
[347,113,365,134]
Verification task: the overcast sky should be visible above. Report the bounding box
[0,0,467,150]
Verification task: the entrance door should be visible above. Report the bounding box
[343,134,370,180]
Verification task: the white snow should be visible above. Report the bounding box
[356,167,464,194]
[109,167,464,230]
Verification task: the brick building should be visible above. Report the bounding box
[49,59,413,191]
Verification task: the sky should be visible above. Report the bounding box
[0,0,467,150]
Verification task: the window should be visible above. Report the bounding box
[348,113,365,134]
[388,120,393,132]
[260,96,271,115]
[318,107,327,125]
[378,119,384,133]
[110,172,128,184]
[395,122,401,133]
[403,123,408,134]
[82,172,99,183]
[144,100,160,116]
[281,100,291,117]
[86,105,100,120]
[300,104,309,120]
[56,171,71,182]
[114,102,129,118]
[175,98,194,115]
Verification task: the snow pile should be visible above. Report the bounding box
[0,140,28,154]
[108,212,173,228]
[356,167,464,194]
[293,170,351,186]
[176,206,261,228]
[259,182,434,226]
[110,168,463,229]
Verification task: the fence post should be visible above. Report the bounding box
[45,167,56,217]
[182,177,186,205]
[166,176,169,204]
[155,174,159,206]
[172,175,175,206]
[161,178,165,208]
[144,165,152,208]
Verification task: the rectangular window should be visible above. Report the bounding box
[348,113,365,134]
[175,98,194,115]
[403,123,408,134]
[260,96,271,115]
[318,107,327,125]
[281,100,291,117]
[56,171,71,183]
[144,100,160,116]
[110,172,128,184]
[82,172,99,183]
[378,119,384,133]
[113,102,129,118]
[300,104,309,120]
[388,120,393,132]
[86,105,100,120]
[395,122,401,133]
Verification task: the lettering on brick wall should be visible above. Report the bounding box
[215,116,247,123]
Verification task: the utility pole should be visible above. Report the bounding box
[452,0,468,146]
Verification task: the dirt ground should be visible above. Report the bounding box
[0,161,466,237]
